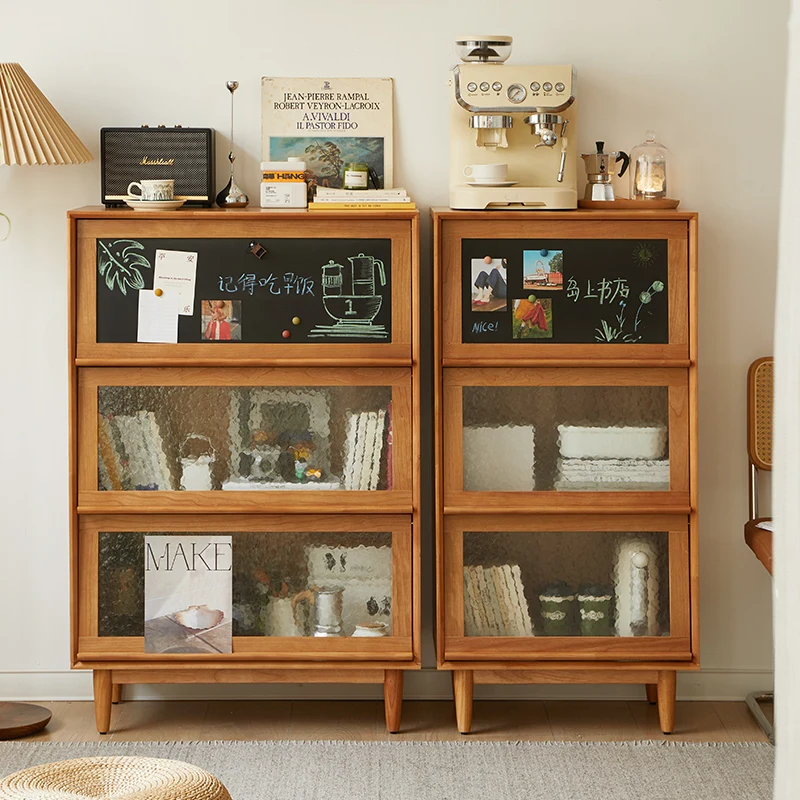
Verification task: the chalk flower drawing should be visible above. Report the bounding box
[631,241,656,268]
[98,239,152,295]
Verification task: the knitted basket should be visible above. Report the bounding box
[0,756,231,799]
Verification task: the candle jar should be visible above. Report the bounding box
[342,162,370,190]
[630,130,669,200]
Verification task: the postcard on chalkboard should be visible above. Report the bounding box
[144,535,232,654]
[261,77,393,189]
[137,289,179,344]
[154,249,197,315]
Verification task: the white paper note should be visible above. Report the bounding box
[137,289,179,343]
[154,249,197,315]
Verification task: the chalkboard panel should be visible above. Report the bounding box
[462,239,668,345]
[97,238,392,343]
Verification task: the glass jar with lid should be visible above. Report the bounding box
[630,130,670,200]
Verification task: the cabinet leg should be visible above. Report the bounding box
[645,684,658,705]
[93,670,112,734]
[111,684,123,705]
[383,670,403,733]
[453,670,474,735]
[657,671,677,734]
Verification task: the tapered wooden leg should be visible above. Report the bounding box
[111,684,123,705]
[453,670,474,735]
[645,684,658,705]
[657,670,677,734]
[384,670,403,733]
[93,670,112,734]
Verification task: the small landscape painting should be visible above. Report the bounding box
[523,249,564,291]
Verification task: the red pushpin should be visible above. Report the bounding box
[483,255,493,264]
[282,330,291,339]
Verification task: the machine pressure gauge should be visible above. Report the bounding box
[506,83,527,104]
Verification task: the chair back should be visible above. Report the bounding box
[747,357,773,472]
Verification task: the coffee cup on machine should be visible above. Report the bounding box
[463,163,508,183]
[127,178,175,201]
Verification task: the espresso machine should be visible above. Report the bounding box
[449,36,577,210]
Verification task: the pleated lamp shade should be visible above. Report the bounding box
[0,63,92,165]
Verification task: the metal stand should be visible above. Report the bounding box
[745,691,774,745]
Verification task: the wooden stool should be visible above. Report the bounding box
[0,756,231,799]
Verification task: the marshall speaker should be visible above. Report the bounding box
[101,126,215,207]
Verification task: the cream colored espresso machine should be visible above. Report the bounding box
[449,36,577,210]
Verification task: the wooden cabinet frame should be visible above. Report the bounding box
[442,514,691,661]
[432,209,699,737]
[443,367,690,514]
[68,208,421,735]
[78,366,413,514]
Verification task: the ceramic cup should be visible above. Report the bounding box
[463,163,508,183]
[352,622,389,637]
[127,178,175,201]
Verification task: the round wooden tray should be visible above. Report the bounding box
[578,198,680,210]
[0,702,52,740]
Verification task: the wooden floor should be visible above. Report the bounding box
[20,700,771,743]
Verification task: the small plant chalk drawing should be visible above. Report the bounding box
[98,240,152,295]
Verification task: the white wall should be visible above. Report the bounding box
[0,0,786,700]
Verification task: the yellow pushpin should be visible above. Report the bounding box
[292,316,301,325]
[154,288,163,297]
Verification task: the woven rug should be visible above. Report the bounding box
[0,740,773,800]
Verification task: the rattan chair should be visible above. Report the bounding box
[744,357,774,743]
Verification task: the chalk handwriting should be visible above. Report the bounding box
[218,273,315,296]
[566,277,630,305]
[472,320,499,334]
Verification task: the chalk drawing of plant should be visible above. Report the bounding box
[98,240,151,295]
[595,303,628,342]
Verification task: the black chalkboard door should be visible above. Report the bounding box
[96,238,392,344]
[461,239,669,345]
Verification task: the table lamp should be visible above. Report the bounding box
[0,62,91,737]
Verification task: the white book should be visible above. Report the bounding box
[463,569,479,636]
[475,566,500,636]
[348,412,368,491]
[113,416,148,489]
[316,187,408,198]
[501,565,526,637]
[488,566,510,635]
[510,565,535,636]
[492,566,518,636]
[359,412,378,491]
[466,567,489,636]
[342,413,359,490]
[368,409,387,490]
[312,195,411,203]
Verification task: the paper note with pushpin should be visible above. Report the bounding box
[137,289,179,343]
[153,249,198,315]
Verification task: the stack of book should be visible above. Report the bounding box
[555,457,670,490]
[98,411,174,491]
[342,407,390,490]
[309,188,415,210]
[463,564,534,637]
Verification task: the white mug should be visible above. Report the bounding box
[127,178,174,201]
[464,163,508,182]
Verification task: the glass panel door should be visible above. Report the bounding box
[80,368,412,513]
[443,515,690,661]
[443,367,689,513]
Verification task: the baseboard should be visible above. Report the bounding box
[0,668,774,702]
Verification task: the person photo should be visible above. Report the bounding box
[471,258,508,312]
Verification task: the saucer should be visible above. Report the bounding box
[466,180,518,188]
[123,197,187,212]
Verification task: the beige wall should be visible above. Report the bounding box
[0,0,786,699]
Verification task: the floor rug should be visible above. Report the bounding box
[0,740,773,800]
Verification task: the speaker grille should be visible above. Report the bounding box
[101,128,214,206]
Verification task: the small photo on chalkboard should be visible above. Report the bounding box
[202,300,242,342]
[513,296,553,339]
[471,258,508,313]
[523,250,564,291]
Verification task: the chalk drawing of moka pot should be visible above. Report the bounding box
[311,254,388,339]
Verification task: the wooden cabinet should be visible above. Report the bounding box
[69,208,421,734]
[433,209,698,734]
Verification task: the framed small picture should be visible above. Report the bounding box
[523,250,564,291]
[513,296,553,339]
[202,300,242,341]
[470,258,508,313]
